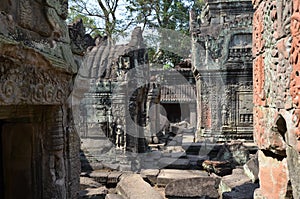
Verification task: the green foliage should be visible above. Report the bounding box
[68,7,102,37]
[126,0,202,67]
[67,0,205,68]
[68,0,132,39]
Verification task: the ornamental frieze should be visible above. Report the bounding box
[0,58,71,105]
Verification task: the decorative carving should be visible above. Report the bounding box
[290,0,300,152]
[253,55,266,106]
[253,2,265,56]
[0,58,71,105]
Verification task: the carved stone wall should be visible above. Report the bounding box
[191,0,254,141]
[77,27,149,155]
[0,1,80,198]
[253,0,300,198]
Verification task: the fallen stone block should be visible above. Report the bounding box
[219,168,252,195]
[102,162,120,170]
[107,172,123,185]
[89,171,109,184]
[243,155,259,182]
[79,187,108,199]
[140,169,160,185]
[116,174,164,199]
[222,183,259,199]
[165,176,221,198]
[158,157,190,169]
[105,194,125,199]
[202,160,233,176]
[157,169,208,187]
[80,177,102,190]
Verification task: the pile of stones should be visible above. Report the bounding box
[79,143,259,199]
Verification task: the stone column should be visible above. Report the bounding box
[44,106,67,199]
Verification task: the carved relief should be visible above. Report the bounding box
[253,55,266,106]
[290,0,300,152]
[253,2,265,56]
[0,58,71,105]
[254,107,268,148]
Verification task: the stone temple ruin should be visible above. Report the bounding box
[75,27,150,169]
[0,1,80,199]
[0,0,300,198]
[191,0,254,141]
[253,0,300,197]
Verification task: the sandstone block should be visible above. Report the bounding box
[165,176,220,198]
[105,194,125,199]
[243,155,259,182]
[219,168,252,194]
[89,171,109,184]
[157,169,208,187]
[80,177,102,190]
[79,187,108,199]
[140,169,160,185]
[202,160,233,176]
[222,183,259,199]
[158,157,190,169]
[116,174,164,199]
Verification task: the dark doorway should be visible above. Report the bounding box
[162,103,181,123]
[1,123,34,199]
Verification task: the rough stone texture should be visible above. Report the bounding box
[202,160,233,176]
[165,177,220,198]
[222,183,259,199]
[116,174,164,199]
[157,169,208,187]
[257,151,289,199]
[252,0,300,198]
[191,0,254,141]
[0,1,80,199]
[219,168,252,194]
[140,169,160,185]
[105,194,125,199]
[243,153,259,182]
[158,157,190,169]
[79,187,108,199]
[76,27,149,169]
[80,177,102,190]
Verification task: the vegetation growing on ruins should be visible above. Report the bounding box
[68,0,204,66]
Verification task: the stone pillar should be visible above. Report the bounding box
[44,106,67,199]
[189,103,197,128]
[253,0,300,197]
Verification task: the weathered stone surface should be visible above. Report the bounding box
[252,0,300,197]
[105,194,125,199]
[165,177,220,198]
[158,157,190,169]
[219,168,252,194]
[116,174,164,199]
[79,187,108,199]
[157,169,208,187]
[89,171,109,184]
[222,183,259,199]
[253,188,266,199]
[243,154,259,182]
[140,169,160,185]
[202,160,233,176]
[107,172,123,184]
[80,177,102,190]
[191,0,254,141]
[0,1,80,199]
[257,150,289,199]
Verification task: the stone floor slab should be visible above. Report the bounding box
[157,169,208,187]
